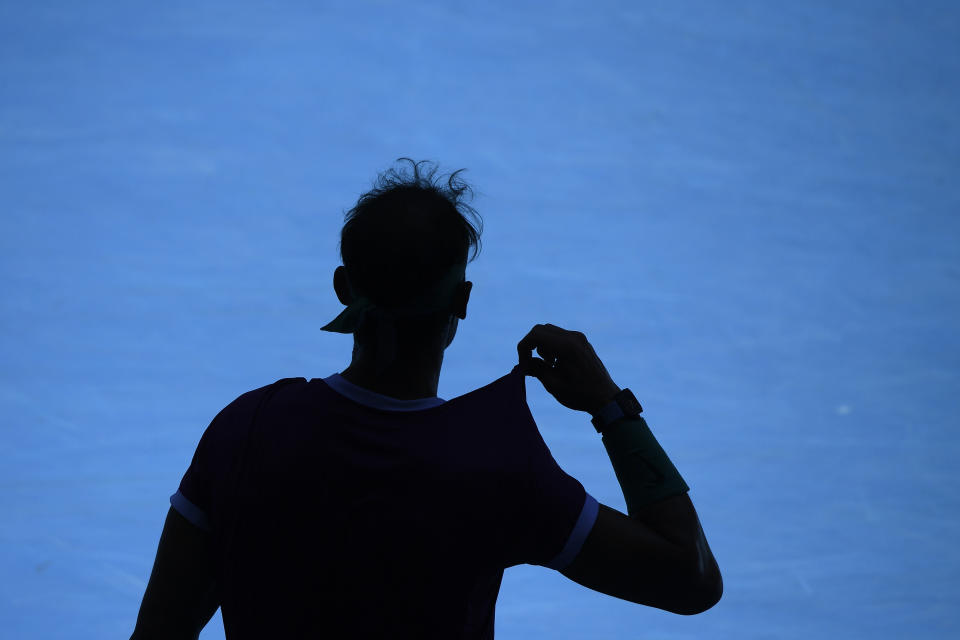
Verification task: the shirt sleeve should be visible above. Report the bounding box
[511,424,600,570]
[170,387,268,533]
[170,425,218,533]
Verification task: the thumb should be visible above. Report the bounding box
[524,357,550,380]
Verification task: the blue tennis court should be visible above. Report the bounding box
[2,2,958,638]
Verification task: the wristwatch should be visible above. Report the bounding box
[590,388,643,433]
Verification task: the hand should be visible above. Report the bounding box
[517,323,621,414]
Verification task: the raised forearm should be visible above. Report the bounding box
[598,413,721,589]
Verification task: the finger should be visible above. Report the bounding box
[517,324,544,369]
[518,324,570,373]
[526,357,554,382]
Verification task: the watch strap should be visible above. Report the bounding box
[590,388,643,433]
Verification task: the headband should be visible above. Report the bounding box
[320,260,467,334]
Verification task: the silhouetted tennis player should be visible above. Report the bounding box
[131,158,722,639]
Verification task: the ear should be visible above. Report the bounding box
[455,281,472,319]
[333,266,352,306]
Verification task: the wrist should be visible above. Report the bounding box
[588,385,622,415]
[590,387,643,434]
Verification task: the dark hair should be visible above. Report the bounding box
[337,158,483,342]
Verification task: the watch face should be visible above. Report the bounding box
[619,390,643,414]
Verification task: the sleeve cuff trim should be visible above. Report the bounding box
[543,492,600,570]
[170,489,212,532]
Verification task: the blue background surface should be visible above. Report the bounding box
[2,1,958,638]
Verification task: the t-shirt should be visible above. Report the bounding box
[170,364,600,639]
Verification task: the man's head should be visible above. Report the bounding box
[332,158,483,368]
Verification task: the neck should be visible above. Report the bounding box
[339,361,442,400]
[339,313,458,400]
[339,341,445,400]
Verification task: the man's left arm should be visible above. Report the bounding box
[130,506,221,640]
